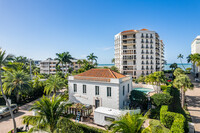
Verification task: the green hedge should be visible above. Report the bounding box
[76,123,107,133]
[161,85,168,92]
[160,105,185,132]
[151,93,172,107]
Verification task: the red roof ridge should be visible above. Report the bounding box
[75,68,126,79]
[108,69,117,78]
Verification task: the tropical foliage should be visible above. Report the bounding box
[3,70,31,103]
[22,95,75,133]
[109,113,146,133]
[44,75,66,95]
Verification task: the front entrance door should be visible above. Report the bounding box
[95,99,100,108]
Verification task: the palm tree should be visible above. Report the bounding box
[0,49,17,133]
[55,53,66,73]
[111,58,115,64]
[109,113,146,133]
[44,75,65,95]
[173,74,193,108]
[173,68,185,77]
[87,53,98,64]
[169,63,178,71]
[3,70,31,103]
[177,54,186,70]
[62,52,74,74]
[55,52,74,74]
[22,95,73,133]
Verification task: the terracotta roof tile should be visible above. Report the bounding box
[140,28,148,31]
[75,69,126,79]
[122,30,137,33]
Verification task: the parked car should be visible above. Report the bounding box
[195,78,200,82]
[0,104,19,119]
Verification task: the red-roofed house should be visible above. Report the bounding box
[68,69,132,109]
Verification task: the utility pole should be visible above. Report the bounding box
[30,60,32,80]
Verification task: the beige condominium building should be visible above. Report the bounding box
[40,58,83,74]
[191,35,200,76]
[114,28,164,79]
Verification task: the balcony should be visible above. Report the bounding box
[150,52,154,54]
[150,46,154,49]
[141,57,145,59]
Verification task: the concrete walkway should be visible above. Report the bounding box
[186,75,200,133]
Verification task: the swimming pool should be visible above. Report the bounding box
[133,88,154,94]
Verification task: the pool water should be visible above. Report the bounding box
[133,88,154,94]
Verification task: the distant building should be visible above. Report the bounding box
[40,58,83,74]
[68,69,132,109]
[191,35,200,76]
[33,60,41,67]
[114,29,165,79]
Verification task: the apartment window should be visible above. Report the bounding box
[128,84,130,93]
[107,87,111,97]
[83,85,86,94]
[95,86,99,95]
[134,71,136,76]
[123,86,125,96]
[74,84,77,92]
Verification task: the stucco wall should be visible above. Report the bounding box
[68,80,120,109]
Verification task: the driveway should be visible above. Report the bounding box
[0,100,37,133]
[186,74,200,133]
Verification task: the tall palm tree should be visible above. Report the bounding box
[177,54,186,70]
[55,52,74,74]
[22,95,73,133]
[62,52,74,74]
[109,113,146,133]
[55,53,66,73]
[173,74,193,108]
[3,70,31,103]
[44,75,65,95]
[87,53,98,65]
[0,49,17,133]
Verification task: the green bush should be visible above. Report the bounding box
[151,93,172,107]
[76,123,107,133]
[161,85,168,92]
[149,108,160,119]
[160,105,186,132]
[129,90,148,109]
[170,114,185,133]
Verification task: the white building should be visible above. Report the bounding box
[115,28,165,79]
[68,69,132,110]
[191,35,200,76]
[40,58,83,74]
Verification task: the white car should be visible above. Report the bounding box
[195,78,200,82]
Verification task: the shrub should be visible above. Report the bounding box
[151,93,172,107]
[129,90,148,109]
[76,123,107,133]
[160,105,186,132]
[161,85,167,92]
[149,108,160,119]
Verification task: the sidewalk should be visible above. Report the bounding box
[186,80,200,133]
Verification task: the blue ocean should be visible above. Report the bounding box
[98,63,192,70]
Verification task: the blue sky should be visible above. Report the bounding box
[0,0,200,64]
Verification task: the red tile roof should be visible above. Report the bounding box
[122,30,137,33]
[75,69,126,79]
[140,28,148,31]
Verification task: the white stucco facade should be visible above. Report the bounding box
[114,29,165,79]
[68,76,132,110]
[191,35,200,75]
